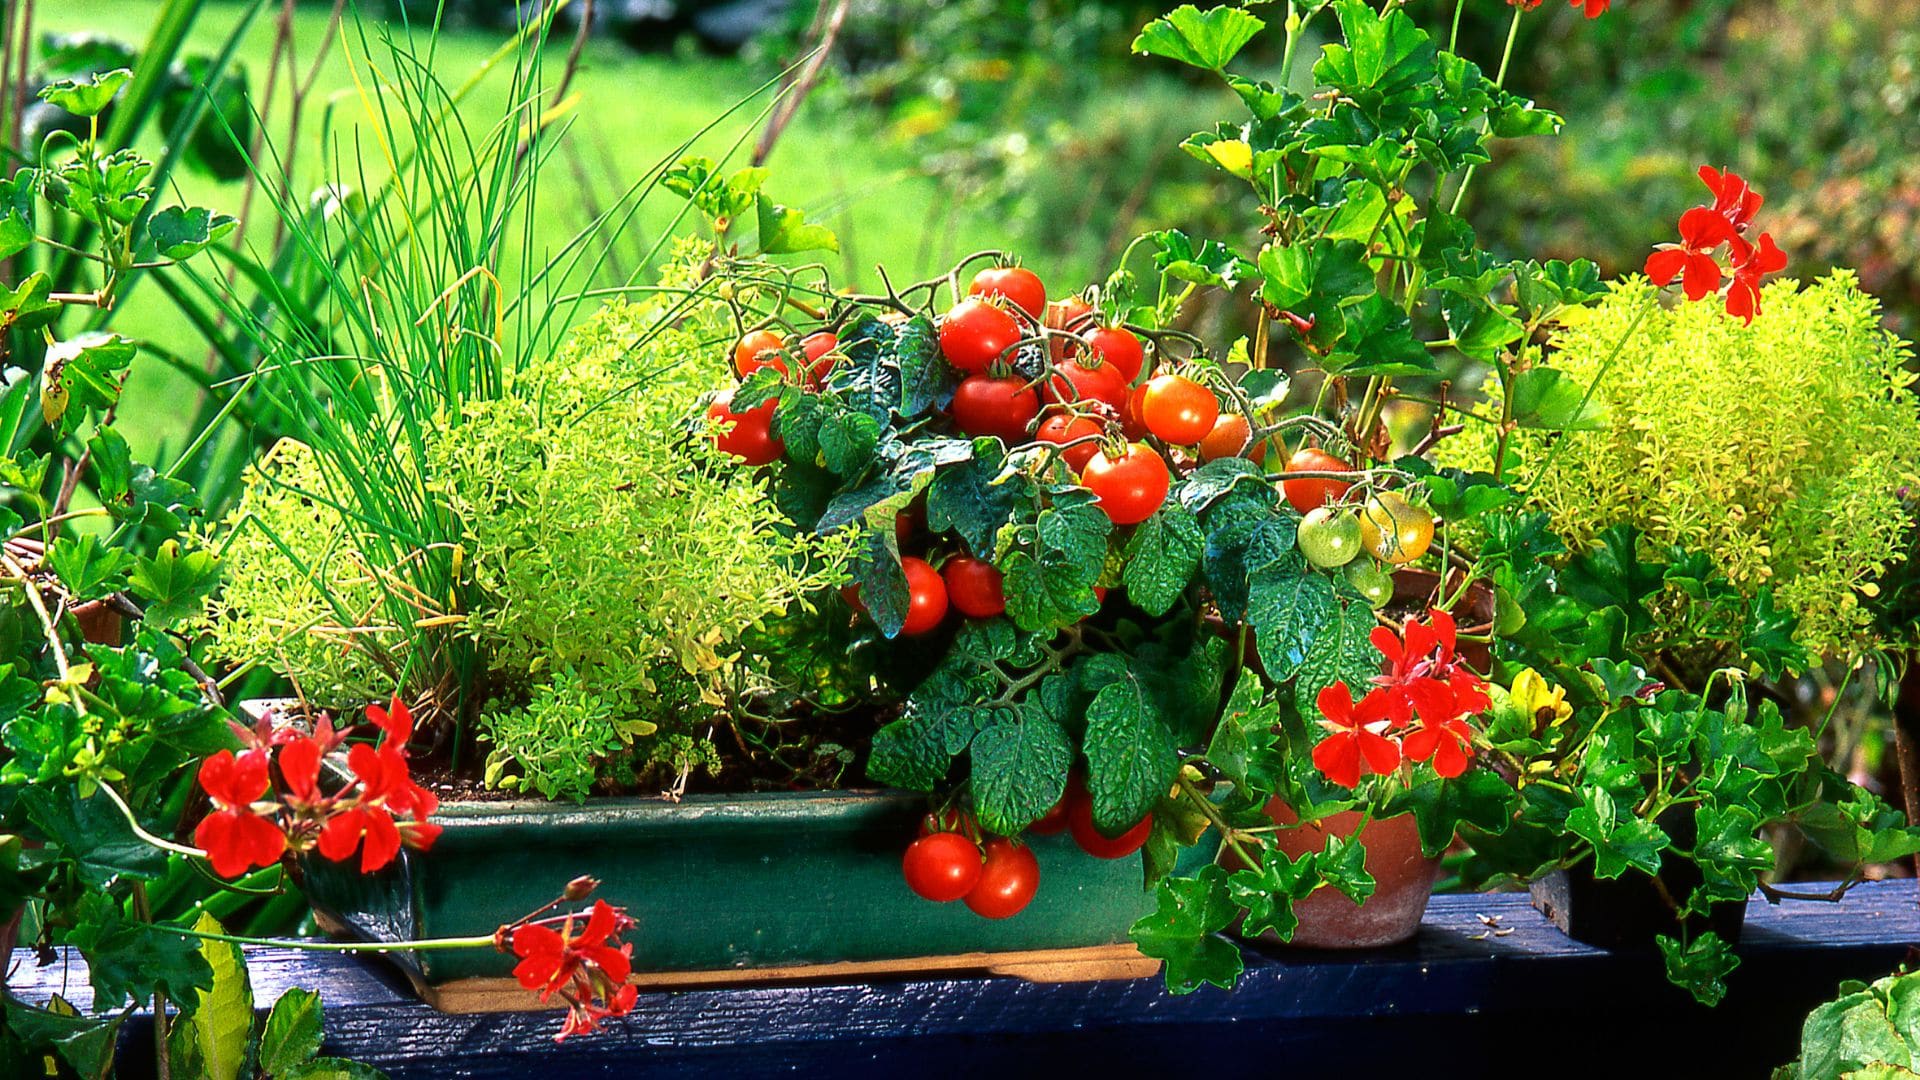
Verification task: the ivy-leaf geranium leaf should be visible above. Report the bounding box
[1509,367,1608,431]
[1318,833,1377,905]
[969,709,1073,836]
[46,534,136,603]
[1146,229,1256,289]
[0,167,37,261]
[1130,865,1244,994]
[1083,674,1178,835]
[1565,787,1669,878]
[1656,931,1740,1007]
[1385,768,1521,858]
[147,205,238,261]
[1,271,62,333]
[38,68,133,117]
[43,332,136,435]
[129,540,222,627]
[755,193,838,256]
[1131,5,1265,73]
[1227,850,1319,941]
[1312,0,1435,114]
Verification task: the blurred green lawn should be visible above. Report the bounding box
[48,1,1000,456]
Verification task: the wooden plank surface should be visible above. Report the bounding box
[12,880,1920,1078]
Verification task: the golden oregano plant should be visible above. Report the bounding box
[1445,273,1920,661]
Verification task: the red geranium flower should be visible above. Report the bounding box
[511,899,639,1041]
[1698,165,1762,234]
[1645,207,1734,301]
[1404,714,1476,779]
[1310,683,1401,789]
[1725,232,1787,325]
[1570,0,1609,17]
[1370,609,1487,727]
[192,749,287,878]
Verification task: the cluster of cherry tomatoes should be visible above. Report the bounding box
[703,328,844,466]
[1279,443,1436,608]
[900,776,1152,919]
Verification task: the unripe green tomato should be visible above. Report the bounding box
[1296,506,1363,568]
[1344,559,1394,609]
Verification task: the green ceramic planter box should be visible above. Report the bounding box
[300,788,1215,987]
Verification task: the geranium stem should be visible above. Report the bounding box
[162,924,499,954]
[1448,6,1527,216]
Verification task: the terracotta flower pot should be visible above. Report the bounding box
[1239,801,1442,949]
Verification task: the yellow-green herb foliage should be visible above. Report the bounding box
[1444,273,1920,659]
[203,260,848,800]
[201,439,399,706]
[427,285,851,800]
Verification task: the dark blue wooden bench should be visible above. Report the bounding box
[12,880,1919,1078]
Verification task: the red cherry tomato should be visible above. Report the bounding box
[942,556,1007,619]
[1120,383,1152,441]
[939,299,1024,374]
[1044,357,1129,410]
[1081,442,1170,525]
[1036,411,1103,473]
[1282,447,1355,514]
[1028,788,1071,835]
[706,390,783,465]
[951,373,1041,443]
[1045,295,1096,361]
[800,331,838,384]
[1068,790,1151,860]
[1140,374,1220,445]
[1199,413,1252,462]
[899,556,949,636]
[968,265,1047,319]
[918,807,974,839]
[733,329,788,378]
[903,832,983,903]
[964,838,1040,919]
[1080,325,1145,383]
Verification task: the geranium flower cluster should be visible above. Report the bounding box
[1310,611,1491,788]
[506,893,641,1041]
[1645,165,1789,324]
[193,695,441,878]
[1508,0,1611,18]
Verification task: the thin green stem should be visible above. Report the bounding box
[163,924,498,954]
[1448,6,1525,216]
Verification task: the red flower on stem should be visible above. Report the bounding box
[1310,683,1401,789]
[510,899,639,1042]
[1404,714,1476,779]
[1570,0,1609,17]
[192,749,287,878]
[1646,165,1788,323]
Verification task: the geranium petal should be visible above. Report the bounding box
[1645,248,1687,287]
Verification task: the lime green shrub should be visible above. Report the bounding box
[1448,273,1920,659]
[203,269,849,801]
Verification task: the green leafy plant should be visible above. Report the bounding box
[1446,274,1920,664]
[1776,966,1920,1080]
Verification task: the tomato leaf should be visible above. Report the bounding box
[1131,865,1244,993]
[1123,504,1204,616]
[890,314,954,418]
[1131,5,1265,72]
[1000,493,1110,632]
[970,709,1073,835]
[927,439,1021,558]
[1292,595,1380,716]
[1083,674,1177,835]
[1246,561,1336,681]
[1174,457,1272,516]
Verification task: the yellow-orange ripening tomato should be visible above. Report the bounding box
[1357,491,1435,565]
